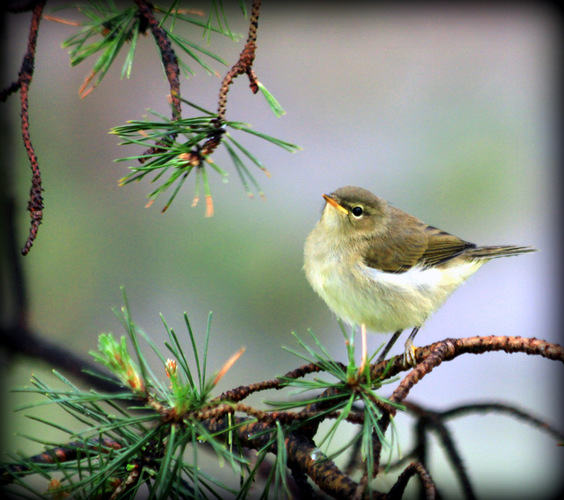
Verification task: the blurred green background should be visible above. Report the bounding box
[2,1,561,498]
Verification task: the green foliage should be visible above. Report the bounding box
[274,326,403,481]
[58,0,235,95]
[256,81,286,118]
[93,334,146,395]
[2,294,405,498]
[2,294,249,498]
[204,0,246,42]
[112,99,300,212]
[55,1,300,211]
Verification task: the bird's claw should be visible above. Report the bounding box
[402,339,418,367]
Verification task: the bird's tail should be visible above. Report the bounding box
[467,245,537,260]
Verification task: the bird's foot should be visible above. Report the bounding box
[402,339,418,367]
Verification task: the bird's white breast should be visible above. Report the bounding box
[304,229,484,333]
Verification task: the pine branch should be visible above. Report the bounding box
[2,303,562,498]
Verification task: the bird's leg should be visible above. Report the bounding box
[359,323,368,374]
[403,326,421,367]
[377,330,403,362]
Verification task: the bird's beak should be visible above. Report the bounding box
[323,194,348,215]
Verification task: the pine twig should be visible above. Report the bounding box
[215,0,261,123]
[17,1,46,255]
[134,0,181,120]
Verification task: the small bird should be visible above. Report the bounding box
[304,186,536,366]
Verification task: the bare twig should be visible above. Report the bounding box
[215,0,261,123]
[18,1,46,255]
[404,402,476,500]
[218,361,328,403]
[441,401,564,441]
[134,0,181,120]
[387,462,437,500]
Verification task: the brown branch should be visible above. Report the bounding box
[398,399,564,500]
[0,81,21,102]
[3,333,561,496]
[203,414,382,499]
[134,0,181,121]
[366,335,564,496]
[0,324,126,395]
[132,0,182,167]
[404,401,476,500]
[215,0,262,124]
[368,335,564,405]
[215,335,563,497]
[18,1,45,255]
[390,340,455,407]
[285,430,379,499]
[441,401,564,441]
[373,336,563,438]
[166,0,265,215]
[217,361,327,403]
[1,437,122,485]
[144,388,374,498]
[451,335,564,361]
[387,462,436,500]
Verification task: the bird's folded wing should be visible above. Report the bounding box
[363,224,475,273]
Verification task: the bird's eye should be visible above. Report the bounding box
[351,206,363,218]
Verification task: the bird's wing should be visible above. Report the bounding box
[419,226,476,267]
[363,217,475,274]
